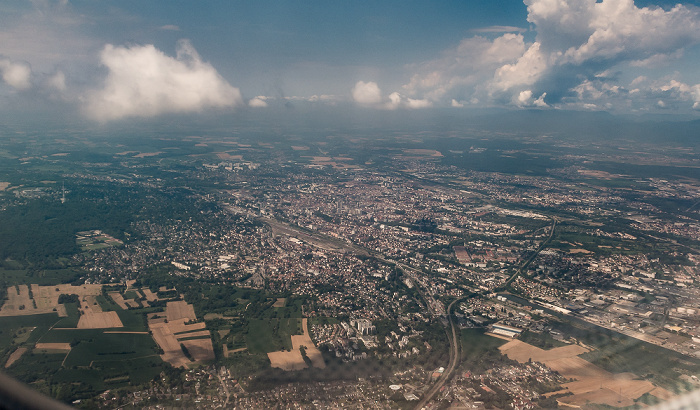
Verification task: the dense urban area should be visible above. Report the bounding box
[0,126,698,409]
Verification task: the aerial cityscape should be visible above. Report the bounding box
[0,120,697,408]
[0,0,700,409]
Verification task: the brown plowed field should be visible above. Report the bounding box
[168,319,206,334]
[175,330,211,339]
[268,350,307,371]
[4,348,27,368]
[0,284,101,317]
[291,318,325,368]
[498,338,672,407]
[558,387,636,407]
[166,301,197,322]
[35,342,71,351]
[141,288,158,302]
[82,295,102,312]
[499,340,589,362]
[77,311,123,329]
[148,301,213,368]
[150,321,190,368]
[108,292,129,309]
[268,318,325,370]
[181,339,215,362]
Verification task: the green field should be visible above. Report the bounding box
[53,302,80,328]
[63,333,160,367]
[518,329,566,349]
[246,318,301,354]
[8,345,166,401]
[81,243,110,251]
[95,294,120,311]
[0,298,170,403]
[309,316,340,326]
[580,337,700,392]
[461,328,507,359]
[28,326,162,375]
[269,297,305,318]
[460,328,510,372]
[0,313,60,362]
[178,335,212,341]
[0,267,82,287]
[123,290,139,300]
[37,328,104,344]
[115,309,148,332]
[7,352,66,383]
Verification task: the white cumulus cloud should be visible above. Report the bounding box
[85,40,242,121]
[403,33,526,102]
[492,42,548,92]
[404,96,433,109]
[352,81,431,110]
[248,96,268,108]
[546,0,700,65]
[397,0,700,111]
[0,57,32,90]
[514,0,700,102]
[351,81,382,105]
[514,90,548,107]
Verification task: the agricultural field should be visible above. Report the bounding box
[246,318,301,354]
[4,347,27,368]
[0,281,176,401]
[77,311,123,329]
[62,332,159,367]
[108,292,138,309]
[268,318,325,371]
[53,302,80,328]
[0,266,82,288]
[498,338,672,407]
[460,328,508,363]
[148,300,214,368]
[553,320,700,393]
[75,230,123,252]
[165,300,197,322]
[3,322,168,401]
[0,283,102,317]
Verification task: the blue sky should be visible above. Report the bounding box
[2,0,700,123]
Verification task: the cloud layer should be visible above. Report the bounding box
[2,0,700,117]
[85,40,242,121]
[351,81,432,110]
[248,96,268,108]
[355,0,700,112]
[501,0,700,105]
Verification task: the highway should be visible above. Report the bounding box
[414,297,464,410]
[416,217,556,409]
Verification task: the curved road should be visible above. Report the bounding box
[416,217,556,409]
[414,297,463,410]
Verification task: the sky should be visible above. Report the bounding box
[2,0,700,124]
